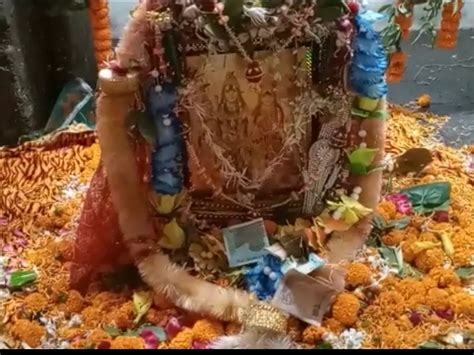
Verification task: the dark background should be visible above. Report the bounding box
[0,0,96,146]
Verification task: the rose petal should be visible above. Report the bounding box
[192,340,210,349]
[409,311,423,326]
[97,341,111,349]
[139,330,159,349]
[435,308,454,321]
[165,317,184,338]
[433,211,449,223]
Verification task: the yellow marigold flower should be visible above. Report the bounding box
[110,336,145,349]
[192,319,224,342]
[89,329,112,344]
[426,288,450,311]
[414,248,445,273]
[168,328,194,349]
[346,263,372,287]
[448,293,474,316]
[332,293,360,326]
[65,290,85,314]
[322,318,345,334]
[23,292,49,314]
[428,267,461,288]
[302,325,325,345]
[378,291,405,317]
[11,319,46,348]
[382,230,404,246]
[225,322,242,335]
[105,301,135,330]
[81,306,104,328]
[376,201,397,220]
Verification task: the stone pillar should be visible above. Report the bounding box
[0,0,96,146]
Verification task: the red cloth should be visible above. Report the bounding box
[70,141,151,291]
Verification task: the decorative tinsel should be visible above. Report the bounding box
[350,10,388,99]
[147,83,184,195]
[244,254,283,301]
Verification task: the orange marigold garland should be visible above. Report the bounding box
[386,51,407,84]
[88,0,113,69]
[394,1,413,41]
[436,0,463,50]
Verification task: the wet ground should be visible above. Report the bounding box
[388,29,474,148]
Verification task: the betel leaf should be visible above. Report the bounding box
[401,182,451,214]
[103,325,122,337]
[133,291,153,324]
[417,341,443,349]
[8,270,37,289]
[315,341,333,349]
[455,266,474,279]
[348,148,379,175]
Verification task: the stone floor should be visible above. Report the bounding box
[388,29,474,148]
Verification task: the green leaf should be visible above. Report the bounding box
[223,0,244,27]
[317,6,345,22]
[133,291,153,324]
[348,148,379,175]
[315,341,333,349]
[8,270,37,289]
[379,245,403,274]
[351,107,370,118]
[103,325,122,337]
[137,326,167,342]
[401,182,451,214]
[132,111,157,146]
[418,341,443,349]
[370,110,389,120]
[400,262,424,279]
[455,266,474,280]
[385,217,411,230]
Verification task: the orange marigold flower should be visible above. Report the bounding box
[402,241,418,263]
[376,201,397,220]
[105,301,135,330]
[10,319,46,348]
[448,292,474,316]
[89,329,112,344]
[91,291,126,311]
[81,306,104,328]
[302,325,325,345]
[378,291,405,317]
[23,292,49,314]
[417,94,431,108]
[332,293,360,326]
[381,323,401,348]
[65,290,85,314]
[397,278,427,300]
[426,288,450,311]
[345,263,372,287]
[168,328,194,349]
[322,318,344,334]
[225,323,242,335]
[145,308,172,326]
[192,319,224,342]
[110,336,145,349]
[428,267,461,288]
[382,230,404,246]
[414,248,445,273]
[406,294,426,310]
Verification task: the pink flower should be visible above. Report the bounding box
[165,317,185,339]
[386,193,413,215]
[433,211,449,222]
[139,330,159,349]
[192,340,210,349]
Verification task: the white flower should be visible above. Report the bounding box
[243,6,269,27]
